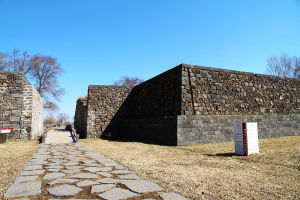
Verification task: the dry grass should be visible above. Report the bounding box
[82,136,300,200]
[0,140,39,197]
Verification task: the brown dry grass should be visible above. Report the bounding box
[0,140,39,197]
[82,136,300,200]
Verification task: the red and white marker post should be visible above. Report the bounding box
[234,122,259,156]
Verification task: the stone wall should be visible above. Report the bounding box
[177,114,300,145]
[87,85,132,138]
[0,71,43,139]
[74,97,88,138]
[181,64,300,115]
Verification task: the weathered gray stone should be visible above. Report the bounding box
[65,166,83,169]
[62,169,81,174]
[91,184,116,193]
[121,180,163,193]
[4,182,41,197]
[118,174,140,180]
[114,165,125,170]
[47,168,60,172]
[47,184,82,196]
[76,180,99,187]
[97,178,122,184]
[14,175,38,183]
[20,170,45,176]
[98,188,139,200]
[48,178,79,185]
[43,173,66,180]
[23,165,43,171]
[70,173,98,179]
[160,192,189,200]
[83,167,108,172]
[97,172,113,177]
[45,165,64,169]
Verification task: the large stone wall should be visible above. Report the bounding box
[86,85,132,138]
[74,97,88,138]
[0,71,43,140]
[76,64,300,145]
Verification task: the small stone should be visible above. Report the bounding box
[65,166,83,170]
[114,165,125,170]
[76,180,99,187]
[91,184,116,193]
[121,180,163,193]
[20,170,45,176]
[14,176,38,183]
[83,167,105,172]
[97,178,122,184]
[63,169,81,174]
[4,182,41,197]
[45,165,64,169]
[160,192,189,200]
[97,172,113,177]
[47,168,60,172]
[47,184,82,196]
[23,165,43,171]
[43,173,66,180]
[118,174,140,180]
[111,170,132,174]
[70,173,98,179]
[48,178,79,185]
[98,188,139,200]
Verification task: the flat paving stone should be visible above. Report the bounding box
[98,188,139,200]
[4,182,41,197]
[48,178,79,185]
[14,175,39,183]
[47,168,60,172]
[97,178,122,184]
[63,169,81,174]
[83,167,107,172]
[45,165,64,169]
[70,173,98,179]
[47,184,82,196]
[12,198,30,200]
[91,184,116,193]
[114,165,125,170]
[160,192,189,200]
[76,180,99,187]
[43,173,66,180]
[23,165,43,171]
[118,174,140,180]
[97,172,113,177]
[65,166,83,169]
[20,170,45,176]
[121,180,163,193]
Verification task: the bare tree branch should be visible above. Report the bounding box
[113,76,143,87]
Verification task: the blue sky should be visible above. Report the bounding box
[1,0,299,119]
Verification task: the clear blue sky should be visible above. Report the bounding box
[1,0,299,119]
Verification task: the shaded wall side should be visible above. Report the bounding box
[21,83,33,139]
[177,114,300,145]
[30,85,43,139]
[181,65,300,115]
[102,66,182,144]
[87,86,132,138]
[74,98,87,138]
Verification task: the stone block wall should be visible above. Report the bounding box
[0,71,43,139]
[86,85,132,138]
[74,97,88,138]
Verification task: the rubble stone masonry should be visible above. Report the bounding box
[0,71,43,139]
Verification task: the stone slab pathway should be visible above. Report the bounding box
[45,129,74,144]
[3,143,189,200]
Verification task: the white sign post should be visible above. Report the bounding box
[234,122,259,156]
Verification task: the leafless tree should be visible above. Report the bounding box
[266,53,300,78]
[113,76,143,87]
[0,49,65,111]
[0,49,32,74]
[29,55,65,110]
[44,114,56,127]
[56,113,69,127]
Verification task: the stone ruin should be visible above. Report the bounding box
[74,64,300,145]
[0,71,43,140]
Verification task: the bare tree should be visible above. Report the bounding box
[29,55,65,110]
[44,114,56,127]
[56,113,69,127]
[0,49,65,111]
[266,53,300,78]
[0,49,32,74]
[113,76,143,87]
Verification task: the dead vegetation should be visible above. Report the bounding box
[0,140,39,197]
[82,136,300,200]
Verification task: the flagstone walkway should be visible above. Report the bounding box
[3,143,188,200]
